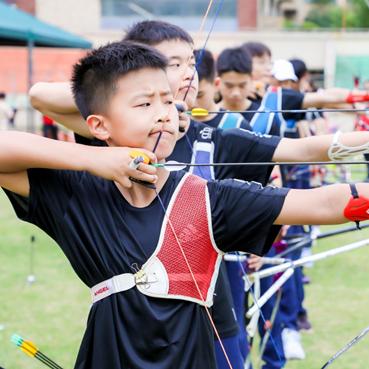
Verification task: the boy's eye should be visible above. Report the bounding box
[137,103,150,107]
[169,63,181,68]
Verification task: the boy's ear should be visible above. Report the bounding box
[86,115,110,141]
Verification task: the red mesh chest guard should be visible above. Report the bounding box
[137,173,223,307]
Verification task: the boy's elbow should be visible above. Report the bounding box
[29,83,47,112]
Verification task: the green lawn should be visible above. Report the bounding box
[1,190,369,369]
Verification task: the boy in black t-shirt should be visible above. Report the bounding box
[192,48,250,130]
[29,21,369,369]
[4,40,369,369]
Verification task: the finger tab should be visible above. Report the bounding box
[129,149,151,164]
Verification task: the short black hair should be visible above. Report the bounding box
[72,41,167,119]
[242,42,271,58]
[216,47,252,76]
[124,20,193,46]
[194,49,215,83]
[289,58,308,80]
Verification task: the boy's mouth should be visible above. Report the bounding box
[179,85,196,93]
[149,128,175,137]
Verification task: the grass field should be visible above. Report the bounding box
[1,189,369,369]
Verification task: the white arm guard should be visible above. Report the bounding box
[328,131,369,160]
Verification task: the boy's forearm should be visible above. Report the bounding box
[303,88,369,108]
[0,132,93,173]
[275,183,369,226]
[275,131,369,162]
[29,82,92,138]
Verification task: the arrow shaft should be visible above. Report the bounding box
[20,345,61,369]
[161,160,369,168]
[190,108,369,115]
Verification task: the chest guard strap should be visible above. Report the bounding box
[218,112,244,130]
[190,125,215,180]
[344,183,369,229]
[250,86,286,136]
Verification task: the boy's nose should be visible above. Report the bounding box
[231,90,241,98]
[156,110,170,124]
[183,64,195,81]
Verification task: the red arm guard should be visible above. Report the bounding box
[343,184,369,229]
[346,92,369,104]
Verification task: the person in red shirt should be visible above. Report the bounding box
[42,115,58,140]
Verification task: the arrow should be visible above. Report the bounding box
[189,107,369,117]
[11,334,63,369]
[152,160,369,171]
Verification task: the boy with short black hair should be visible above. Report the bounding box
[28,21,369,369]
[2,40,289,369]
[193,48,250,130]
[215,46,261,123]
[4,40,369,369]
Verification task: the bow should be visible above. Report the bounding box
[147,1,236,368]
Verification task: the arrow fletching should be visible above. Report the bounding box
[189,107,209,117]
[152,161,187,172]
[11,334,23,347]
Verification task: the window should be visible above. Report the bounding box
[101,0,237,31]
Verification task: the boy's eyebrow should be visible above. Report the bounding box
[132,90,173,99]
[168,55,195,62]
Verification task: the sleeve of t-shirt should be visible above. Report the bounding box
[208,179,289,255]
[74,133,106,147]
[215,128,281,185]
[2,168,84,232]
[282,88,305,121]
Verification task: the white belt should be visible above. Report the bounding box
[91,257,169,303]
[90,261,167,304]
[91,273,136,303]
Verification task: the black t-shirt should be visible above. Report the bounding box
[171,121,281,186]
[3,169,288,369]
